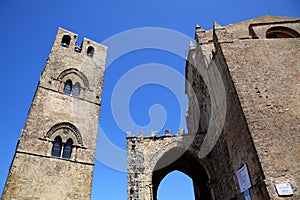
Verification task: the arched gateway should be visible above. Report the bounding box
[152,147,212,200]
[127,132,215,200]
[2,15,299,200]
[126,15,300,200]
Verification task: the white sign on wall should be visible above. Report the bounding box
[236,164,251,193]
[275,183,293,196]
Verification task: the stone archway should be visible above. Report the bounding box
[152,147,212,200]
[127,134,213,200]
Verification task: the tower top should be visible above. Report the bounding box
[52,27,107,64]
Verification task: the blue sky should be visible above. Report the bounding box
[0,0,299,199]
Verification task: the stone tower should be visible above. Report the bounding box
[127,16,300,200]
[2,28,107,199]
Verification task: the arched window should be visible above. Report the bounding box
[64,80,72,95]
[61,35,71,47]
[72,82,81,97]
[87,46,94,57]
[266,26,300,38]
[51,136,62,157]
[62,138,73,159]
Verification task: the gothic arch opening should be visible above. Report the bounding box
[157,170,194,200]
[87,46,95,57]
[64,79,72,94]
[45,122,83,146]
[152,148,212,200]
[58,68,90,89]
[61,35,71,47]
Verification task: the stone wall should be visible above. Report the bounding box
[198,16,299,199]
[128,16,300,200]
[127,132,212,200]
[220,38,300,199]
[2,154,94,200]
[2,28,107,199]
[186,33,267,199]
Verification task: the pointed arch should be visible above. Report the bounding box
[152,147,212,200]
[64,79,72,94]
[87,46,95,57]
[62,138,73,159]
[58,68,89,89]
[157,170,194,200]
[72,82,81,97]
[51,136,62,157]
[45,122,83,146]
[61,35,71,47]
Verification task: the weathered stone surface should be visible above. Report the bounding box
[2,28,107,200]
[127,133,212,200]
[127,16,300,200]
[2,15,299,200]
[221,38,300,200]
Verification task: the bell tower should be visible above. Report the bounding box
[2,28,107,199]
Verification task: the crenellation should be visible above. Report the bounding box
[139,131,144,138]
[2,15,299,200]
[127,15,300,200]
[195,25,208,44]
[127,131,131,137]
[2,27,107,200]
[151,130,157,137]
[127,129,190,140]
[164,129,171,136]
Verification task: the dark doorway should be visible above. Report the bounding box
[152,148,212,200]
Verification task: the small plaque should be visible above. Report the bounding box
[275,183,293,196]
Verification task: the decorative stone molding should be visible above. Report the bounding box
[45,122,83,146]
[58,68,90,89]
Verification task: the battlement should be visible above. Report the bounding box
[52,27,107,63]
[2,27,107,200]
[126,128,187,138]
[37,27,107,105]
[194,16,300,45]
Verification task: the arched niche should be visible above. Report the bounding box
[266,26,300,38]
[61,34,71,47]
[87,46,95,57]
